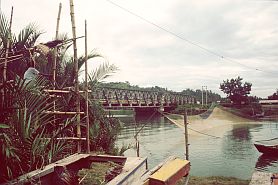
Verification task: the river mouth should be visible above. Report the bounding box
[116,114,278,180]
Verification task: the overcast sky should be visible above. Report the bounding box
[2,0,278,98]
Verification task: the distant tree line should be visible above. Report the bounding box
[181,88,221,103]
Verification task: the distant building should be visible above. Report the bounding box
[259,100,278,105]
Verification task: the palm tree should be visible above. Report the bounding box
[0,75,77,183]
[0,12,122,182]
[0,13,43,79]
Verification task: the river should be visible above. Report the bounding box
[116,114,278,179]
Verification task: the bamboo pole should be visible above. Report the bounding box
[52,3,62,134]
[3,6,13,82]
[85,20,90,153]
[53,3,62,86]
[0,54,23,60]
[69,0,81,153]
[44,89,91,93]
[2,7,13,109]
[43,111,85,115]
[184,109,189,160]
[0,55,23,65]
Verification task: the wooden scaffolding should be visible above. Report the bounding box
[42,0,91,153]
[1,1,91,154]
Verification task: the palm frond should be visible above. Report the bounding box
[88,62,118,87]
[0,13,10,49]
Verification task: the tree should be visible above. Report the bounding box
[220,76,252,105]
[268,91,278,100]
[0,13,42,79]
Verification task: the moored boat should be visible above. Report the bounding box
[254,138,278,155]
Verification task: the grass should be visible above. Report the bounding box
[177,176,250,185]
[78,162,122,185]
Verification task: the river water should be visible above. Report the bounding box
[116,114,278,179]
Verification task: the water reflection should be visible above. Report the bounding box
[230,125,252,141]
[256,154,278,171]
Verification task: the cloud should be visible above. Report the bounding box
[2,0,278,98]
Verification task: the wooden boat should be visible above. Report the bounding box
[254,138,278,155]
[140,156,190,185]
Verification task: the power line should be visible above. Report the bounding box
[105,0,277,75]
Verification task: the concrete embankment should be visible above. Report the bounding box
[249,171,277,185]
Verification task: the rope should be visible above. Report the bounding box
[187,126,221,139]
[134,110,157,138]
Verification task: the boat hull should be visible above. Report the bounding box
[254,143,278,155]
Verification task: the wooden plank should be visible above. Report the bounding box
[106,157,148,185]
[2,153,88,185]
[88,155,127,165]
[272,174,278,185]
[149,158,190,185]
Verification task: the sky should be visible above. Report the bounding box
[2,0,278,98]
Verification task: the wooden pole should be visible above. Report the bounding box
[2,7,13,110]
[69,0,81,153]
[52,2,62,133]
[184,109,189,160]
[85,20,90,153]
[3,7,13,82]
[53,3,62,86]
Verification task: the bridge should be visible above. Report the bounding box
[92,87,195,110]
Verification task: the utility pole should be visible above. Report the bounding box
[202,86,207,106]
[201,86,204,106]
[205,86,208,106]
[184,109,189,160]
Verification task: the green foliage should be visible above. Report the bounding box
[220,76,252,105]
[87,100,121,154]
[0,76,75,182]
[181,88,221,103]
[98,81,167,92]
[88,62,118,87]
[0,13,43,78]
[0,12,122,182]
[268,91,278,100]
[172,104,210,115]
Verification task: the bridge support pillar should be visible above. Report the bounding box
[164,106,176,113]
[134,107,158,117]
